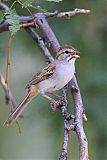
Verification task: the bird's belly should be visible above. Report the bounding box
[54,71,73,90]
[38,79,57,93]
[38,62,75,93]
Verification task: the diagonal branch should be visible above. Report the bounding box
[0,71,17,108]
[26,27,54,63]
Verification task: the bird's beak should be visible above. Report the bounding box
[72,50,80,58]
[76,51,80,54]
[72,55,80,58]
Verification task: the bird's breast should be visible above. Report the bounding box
[53,61,75,90]
[38,61,75,93]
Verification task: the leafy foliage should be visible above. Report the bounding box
[0,0,63,33]
[4,9,20,34]
[20,0,48,12]
[21,0,35,8]
[30,5,48,13]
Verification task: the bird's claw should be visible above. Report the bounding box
[59,96,67,106]
[51,100,59,111]
[50,96,68,111]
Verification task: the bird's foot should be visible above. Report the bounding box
[50,96,67,111]
[60,96,67,106]
[51,100,59,111]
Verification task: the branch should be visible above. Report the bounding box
[0,71,16,107]
[0,70,23,118]
[45,8,90,18]
[0,3,90,33]
[26,27,54,63]
[59,86,72,160]
[0,16,33,33]
[70,77,88,160]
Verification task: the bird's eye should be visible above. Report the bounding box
[65,50,69,54]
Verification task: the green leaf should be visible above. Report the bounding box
[20,0,48,13]
[30,5,48,13]
[21,0,34,8]
[46,0,63,2]
[5,9,20,34]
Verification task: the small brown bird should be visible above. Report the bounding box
[4,45,80,126]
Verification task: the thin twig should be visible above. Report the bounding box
[26,27,54,63]
[45,8,90,18]
[0,71,23,119]
[60,119,69,160]
[0,71,17,107]
[20,22,35,28]
[59,86,69,160]
[5,33,14,85]
[0,70,23,133]
[70,77,88,160]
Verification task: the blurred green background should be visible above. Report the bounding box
[0,0,107,159]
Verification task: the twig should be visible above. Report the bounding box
[70,76,88,160]
[26,27,54,63]
[0,71,17,108]
[0,16,33,33]
[5,33,14,85]
[20,22,35,28]
[59,86,70,160]
[0,70,23,133]
[0,70,23,119]
[45,8,90,18]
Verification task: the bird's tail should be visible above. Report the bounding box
[4,92,34,126]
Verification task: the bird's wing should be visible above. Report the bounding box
[26,63,56,89]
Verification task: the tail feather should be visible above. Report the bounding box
[4,92,32,126]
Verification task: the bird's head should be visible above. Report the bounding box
[56,45,80,62]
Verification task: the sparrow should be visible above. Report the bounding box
[4,45,80,126]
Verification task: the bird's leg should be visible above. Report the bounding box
[41,93,54,101]
[51,93,61,98]
[41,93,59,111]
